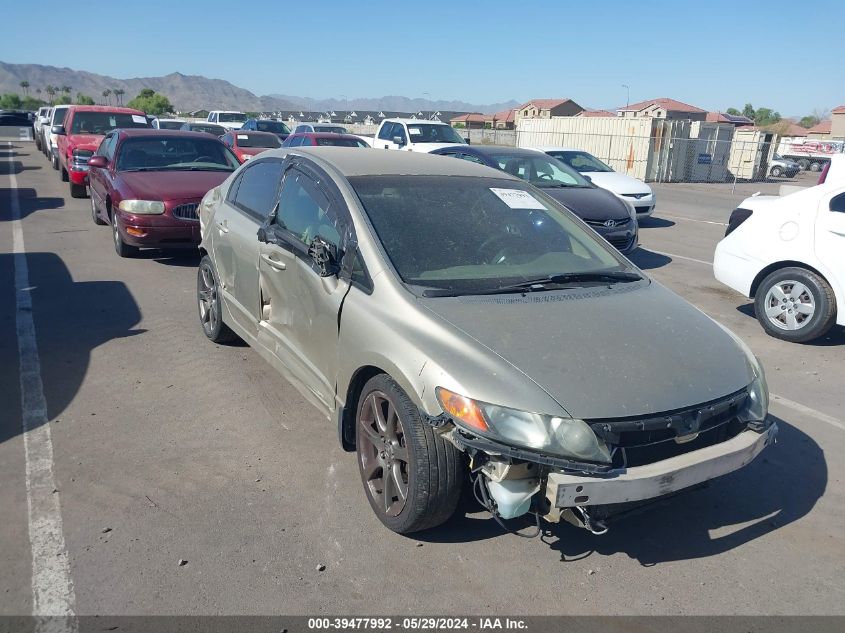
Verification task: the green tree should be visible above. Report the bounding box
[726,107,740,115]
[742,103,755,119]
[55,94,72,105]
[799,115,821,128]
[22,96,46,110]
[45,85,56,104]
[19,81,29,96]
[126,89,173,115]
[0,93,23,109]
[753,107,781,126]
[113,88,124,105]
[102,89,111,105]
[76,93,95,105]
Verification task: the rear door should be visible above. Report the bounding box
[214,158,285,337]
[256,161,353,413]
[815,188,845,303]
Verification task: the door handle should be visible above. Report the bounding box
[261,253,287,270]
[216,220,229,234]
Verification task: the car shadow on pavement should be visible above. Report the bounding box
[0,187,64,219]
[134,250,201,267]
[628,248,672,270]
[420,415,825,565]
[0,252,145,447]
[637,217,675,229]
[736,303,845,346]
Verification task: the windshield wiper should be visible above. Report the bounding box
[418,271,643,298]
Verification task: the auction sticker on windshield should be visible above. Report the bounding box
[237,134,249,140]
[132,115,147,124]
[489,188,546,209]
[408,127,421,135]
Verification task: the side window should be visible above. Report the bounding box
[288,136,302,147]
[377,122,394,140]
[294,125,305,133]
[209,113,217,122]
[831,193,845,213]
[275,171,341,249]
[458,153,485,165]
[104,134,119,161]
[232,160,285,220]
[348,248,372,292]
[394,124,407,143]
[95,134,112,157]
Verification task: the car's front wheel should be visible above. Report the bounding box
[770,166,783,177]
[112,215,138,258]
[356,374,463,534]
[197,255,237,343]
[754,267,836,342]
[91,195,106,225]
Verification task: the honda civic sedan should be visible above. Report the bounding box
[196,148,775,534]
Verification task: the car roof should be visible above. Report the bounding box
[290,132,363,140]
[118,129,221,139]
[298,122,346,126]
[461,145,547,157]
[67,105,145,114]
[382,118,448,125]
[264,146,518,178]
[210,110,244,114]
[532,146,582,152]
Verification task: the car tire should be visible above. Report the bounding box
[91,195,106,225]
[797,158,810,171]
[197,255,238,343]
[70,182,87,198]
[356,374,463,534]
[112,214,138,258]
[809,162,822,172]
[35,136,41,151]
[754,267,837,343]
[770,166,783,177]
[60,167,68,182]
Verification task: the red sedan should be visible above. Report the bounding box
[220,130,281,162]
[281,132,370,148]
[87,129,240,257]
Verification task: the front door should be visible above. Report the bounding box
[815,188,845,301]
[257,165,351,414]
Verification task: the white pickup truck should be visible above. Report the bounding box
[373,118,468,152]
[207,110,246,131]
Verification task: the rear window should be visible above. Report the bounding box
[256,120,291,134]
[235,133,281,148]
[71,112,149,135]
[316,137,368,147]
[313,125,348,134]
[218,112,246,123]
[192,124,226,136]
[157,120,185,130]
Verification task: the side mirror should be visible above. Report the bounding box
[51,125,66,135]
[393,135,406,147]
[308,236,340,277]
[465,137,471,145]
[88,156,108,169]
[583,174,592,182]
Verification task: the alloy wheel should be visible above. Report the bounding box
[197,263,219,337]
[763,280,815,331]
[358,391,410,517]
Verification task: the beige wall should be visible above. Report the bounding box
[832,112,845,138]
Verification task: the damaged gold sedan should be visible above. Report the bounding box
[196,147,776,534]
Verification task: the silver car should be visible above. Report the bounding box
[196,148,776,535]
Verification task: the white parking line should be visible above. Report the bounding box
[771,393,845,432]
[8,143,78,630]
[647,248,714,266]
[660,213,728,227]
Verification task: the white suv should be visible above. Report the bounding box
[373,118,468,152]
[45,105,70,170]
[207,111,246,130]
[714,180,845,342]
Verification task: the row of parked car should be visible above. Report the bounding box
[26,102,785,537]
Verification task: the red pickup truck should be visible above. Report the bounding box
[54,105,150,198]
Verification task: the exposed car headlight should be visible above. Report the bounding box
[72,149,93,159]
[436,387,611,463]
[118,199,165,215]
[712,323,770,425]
[241,154,251,160]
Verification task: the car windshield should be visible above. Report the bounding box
[547,150,613,173]
[71,112,149,135]
[218,112,246,123]
[489,153,592,187]
[191,124,225,136]
[52,108,68,124]
[235,133,281,148]
[257,120,291,134]
[157,120,185,130]
[349,175,627,295]
[406,123,466,144]
[116,137,240,172]
[316,137,368,147]
[313,125,348,134]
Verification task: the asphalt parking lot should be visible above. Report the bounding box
[2,141,844,617]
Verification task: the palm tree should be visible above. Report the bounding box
[36,88,42,98]
[102,89,111,105]
[113,88,124,106]
[45,85,56,104]
[61,85,71,97]
[19,81,30,96]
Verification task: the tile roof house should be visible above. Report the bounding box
[806,119,832,139]
[617,97,707,121]
[705,111,754,126]
[577,109,616,118]
[514,98,584,125]
[830,106,845,139]
[490,108,515,129]
[449,113,488,129]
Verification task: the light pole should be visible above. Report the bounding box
[423,92,430,118]
[622,84,630,108]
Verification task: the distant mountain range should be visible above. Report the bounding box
[0,62,520,114]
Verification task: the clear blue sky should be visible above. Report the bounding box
[1,0,843,115]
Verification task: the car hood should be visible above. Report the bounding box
[583,171,652,196]
[418,281,752,419]
[540,185,632,221]
[239,147,273,157]
[120,170,233,201]
[68,134,105,152]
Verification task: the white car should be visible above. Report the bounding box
[537,147,656,218]
[292,122,349,134]
[714,182,845,342]
[45,105,70,170]
[373,118,468,152]
[207,110,246,130]
[33,106,50,151]
[152,117,187,130]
